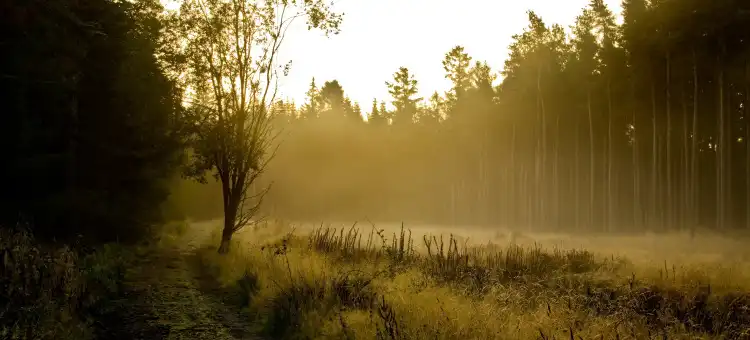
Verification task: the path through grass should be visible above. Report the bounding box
[95,222,261,339]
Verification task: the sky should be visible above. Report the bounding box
[274,0,623,112]
[164,0,623,113]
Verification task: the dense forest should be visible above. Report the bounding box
[258,0,750,234]
[1,0,187,243]
[4,0,750,243]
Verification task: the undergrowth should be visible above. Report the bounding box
[0,225,135,340]
[198,222,750,339]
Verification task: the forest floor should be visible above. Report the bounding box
[94,222,262,340]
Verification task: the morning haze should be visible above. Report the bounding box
[4,0,750,339]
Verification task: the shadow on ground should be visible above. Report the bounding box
[93,242,261,340]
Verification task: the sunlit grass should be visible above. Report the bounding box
[193,221,750,339]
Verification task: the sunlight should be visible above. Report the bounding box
[274,0,622,112]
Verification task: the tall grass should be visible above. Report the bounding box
[0,225,133,340]
[197,222,750,339]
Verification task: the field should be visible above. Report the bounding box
[194,220,750,340]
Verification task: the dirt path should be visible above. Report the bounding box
[95,223,260,340]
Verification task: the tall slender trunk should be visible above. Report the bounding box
[666,51,673,230]
[484,128,490,226]
[587,88,595,230]
[575,114,581,230]
[691,49,699,232]
[450,181,456,228]
[716,50,725,230]
[511,123,517,228]
[631,77,641,230]
[606,79,614,232]
[522,164,531,231]
[554,114,560,230]
[726,82,733,230]
[681,82,690,231]
[536,63,546,230]
[651,81,658,230]
[66,79,79,232]
[745,62,750,230]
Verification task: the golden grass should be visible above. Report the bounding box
[194,221,750,340]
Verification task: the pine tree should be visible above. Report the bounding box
[385,67,421,126]
[301,77,320,120]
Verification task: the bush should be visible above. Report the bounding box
[0,226,132,340]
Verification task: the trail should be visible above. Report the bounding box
[96,221,261,340]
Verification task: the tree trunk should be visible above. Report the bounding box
[575,114,581,231]
[715,51,724,231]
[717,50,725,230]
[681,82,690,231]
[218,215,235,254]
[554,114,560,230]
[511,123,517,228]
[218,168,240,254]
[745,62,750,230]
[587,88,595,230]
[534,62,544,230]
[538,63,547,230]
[691,48,699,232]
[666,51,673,230]
[631,77,641,230]
[606,79,614,232]
[651,81,658,230]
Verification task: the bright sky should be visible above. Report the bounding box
[275,0,623,112]
[164,0,623,112]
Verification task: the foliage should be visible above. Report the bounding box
[173,0,342,253]
[386,67,422,126]
[0,226,132,340]
[0,0,185,243]
[253,0,750,233]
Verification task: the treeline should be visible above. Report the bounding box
[4,0,750,241]
[262,0,750,232]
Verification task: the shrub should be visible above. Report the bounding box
[0,226,132,340]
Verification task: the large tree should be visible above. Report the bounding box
[176,0,341,253]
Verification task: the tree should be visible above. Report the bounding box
[0,0,185,243]
[419,92,444,125]
[319,79,348,120]
[301,77,321,120]
[379,101,390,123]
[367,98,385,125]
[569,8,599,229]
[386,67,421,125]
[442,46,473,118]
[176,0,341,253]
[350,101,363,122]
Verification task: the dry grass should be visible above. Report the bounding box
[0,226,134,340]
[197,221,750,340]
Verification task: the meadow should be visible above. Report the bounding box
[195,221,750,340]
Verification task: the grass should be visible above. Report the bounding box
[0,225,135,340]
[193,221,750,339]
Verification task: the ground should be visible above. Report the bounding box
[85,220,750,339]
[95,222,261,340]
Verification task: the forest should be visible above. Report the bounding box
[258,0,750,234]
[3,0,750,339]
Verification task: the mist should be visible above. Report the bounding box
[5,0,750,338]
